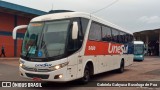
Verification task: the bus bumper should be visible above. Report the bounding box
[134,55,144,61]
[19,66,70,82]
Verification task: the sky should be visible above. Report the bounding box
[3,0,160,33]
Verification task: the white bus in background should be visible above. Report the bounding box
[13,11,134,83]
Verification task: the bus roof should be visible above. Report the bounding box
[133,41,144,44]
[31,12,133,35]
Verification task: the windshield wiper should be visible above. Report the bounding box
[41,40,49,57]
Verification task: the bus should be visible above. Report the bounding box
[133,41,145,61]
[12,11,134,83]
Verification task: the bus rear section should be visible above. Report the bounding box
[83,21,134,76]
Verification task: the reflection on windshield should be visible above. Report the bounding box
[134,44,144,55]
[22,20,70,58]
[41,20,69,57]
[22,23,44,57]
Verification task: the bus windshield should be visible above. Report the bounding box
[134,44,144,55]
[22,20,70,58]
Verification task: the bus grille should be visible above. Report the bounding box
[25,73,49,79]
[23,66,51,72]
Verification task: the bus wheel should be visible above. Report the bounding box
[117,60,124,73]
[81,66,90,84]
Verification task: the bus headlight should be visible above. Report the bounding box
[140,55,143,57]
[19,63,23,67]
[19,61,25,68]
[19,59,25,68]
[49,62,69,71]
[55,65,60,70]
[19,63,25,68]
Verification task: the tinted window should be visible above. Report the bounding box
[125,34,130,43]
[102,26,112,41]
[111,29,119,43]
[89,22,101,41]
[68,18,82,52]
[129,35,134,42]
[119,32,125,43]
[81,18,89,35]
[123,34,133,43]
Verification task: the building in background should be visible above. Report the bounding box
[0,1,46,57]
[134,29,160,56]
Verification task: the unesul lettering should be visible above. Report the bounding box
[108,43,128,54]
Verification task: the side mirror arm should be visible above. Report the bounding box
[13,25,28,39]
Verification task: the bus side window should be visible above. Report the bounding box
[124,33,128,43]
[117,34,121,43]
[128,34,131,42]
[89,22,101,41]
[68,19,81,52]
[111,29,119,43]
[80,18,89,36]
[120,32,125,43]
[126,34,130,43]
[102,26,112,42]
[130,35,134,42]
[67,18,89,55]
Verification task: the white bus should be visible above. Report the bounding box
[13,11,134,83]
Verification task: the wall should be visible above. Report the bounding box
[0,12,31,57]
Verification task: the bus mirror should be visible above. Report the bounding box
[72,22,78,40]
[13,25,28,39]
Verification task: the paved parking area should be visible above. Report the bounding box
[0,57,160,90]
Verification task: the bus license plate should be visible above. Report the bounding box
[32,77,42,81]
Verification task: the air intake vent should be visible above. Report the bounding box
[25,73,49,79]
[48,10,74,14]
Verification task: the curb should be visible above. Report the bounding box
[0,58,19,60]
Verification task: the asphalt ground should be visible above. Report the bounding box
[0,56,160,90]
